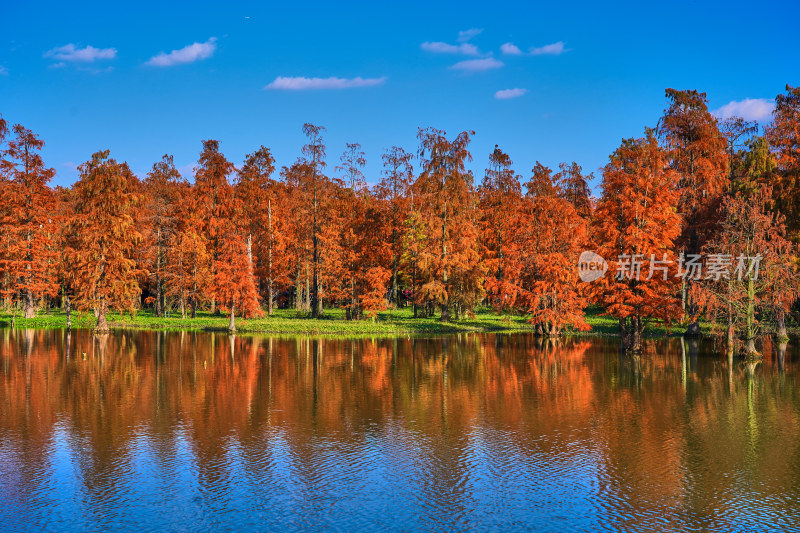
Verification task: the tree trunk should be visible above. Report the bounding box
[24,290,35,319]
[777,309,788,340]
[633,321,642,353]
[744,277,759,356]
[95,302,109,333]
[621,316,642,353]
[65,295,72,330]
[681,276,687,322]
[295,262,303,311]
[228,303,236,333]
[305,267,311,312]
[726,318,735,359]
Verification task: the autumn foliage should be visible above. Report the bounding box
[0,83,797,349]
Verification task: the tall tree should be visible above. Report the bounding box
[658,89,729,331]
[479,145,523,312]
[194,140,235,314]
[415,127,483,320]
[301,124,327,318]
[592,131,682,351]
[703,185,795,356]
[236,146,279,313]
[0,124,58,318]
[164,185,210,318]
[143,154,184,316]
[767,85,800,243]
[68,151,143,332]
[336,142,368,318]
[518,165,590,335]
[377,146,413,305]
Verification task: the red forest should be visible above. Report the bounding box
[1,87,798,352]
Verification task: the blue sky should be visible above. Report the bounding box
[1,0,798,188]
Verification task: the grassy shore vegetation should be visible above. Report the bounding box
[0,305,714,338]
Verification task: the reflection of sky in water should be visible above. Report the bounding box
[1,329,799,532]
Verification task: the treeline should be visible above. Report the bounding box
[0,86,798,352]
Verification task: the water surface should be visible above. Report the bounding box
[1,329,799,532]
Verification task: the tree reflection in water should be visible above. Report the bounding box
[1,329,799,532]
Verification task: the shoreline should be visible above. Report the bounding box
[0,307,721,338]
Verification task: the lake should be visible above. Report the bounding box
[1,329,799,532]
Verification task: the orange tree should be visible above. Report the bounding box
[142,154,184,316]
[415,127,484,320]
[194,139,235,313]
[0,124,58,317]
[213,205,262,332]
[236,146,282,313]
[164,183,210,318]
[658,89,729,329]
[67,150,143,332]
[703,184,795,355]
[515,162,589,335]
[478,145,524,313]
[377,146,413,305]
[767,85,800,243]
[591,131,682,351]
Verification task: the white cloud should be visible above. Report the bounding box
[713,98,775,122]
[495,88,527,99]
[500,42,523,55]
[457,28,483,42]
[44,43,117,62]
[265,75,387,90]
[146,37,217,67]
[0,66,7,75]
[421,41,480,55]
[449,57,504,72]
[530,41,568,55]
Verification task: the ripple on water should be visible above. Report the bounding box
[2,332,800,532]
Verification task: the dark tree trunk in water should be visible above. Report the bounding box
[621,316,642,353]
[685,319,701,338]
[777,310,788,340]
[95,303,109,333]
[745,336,758,357]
